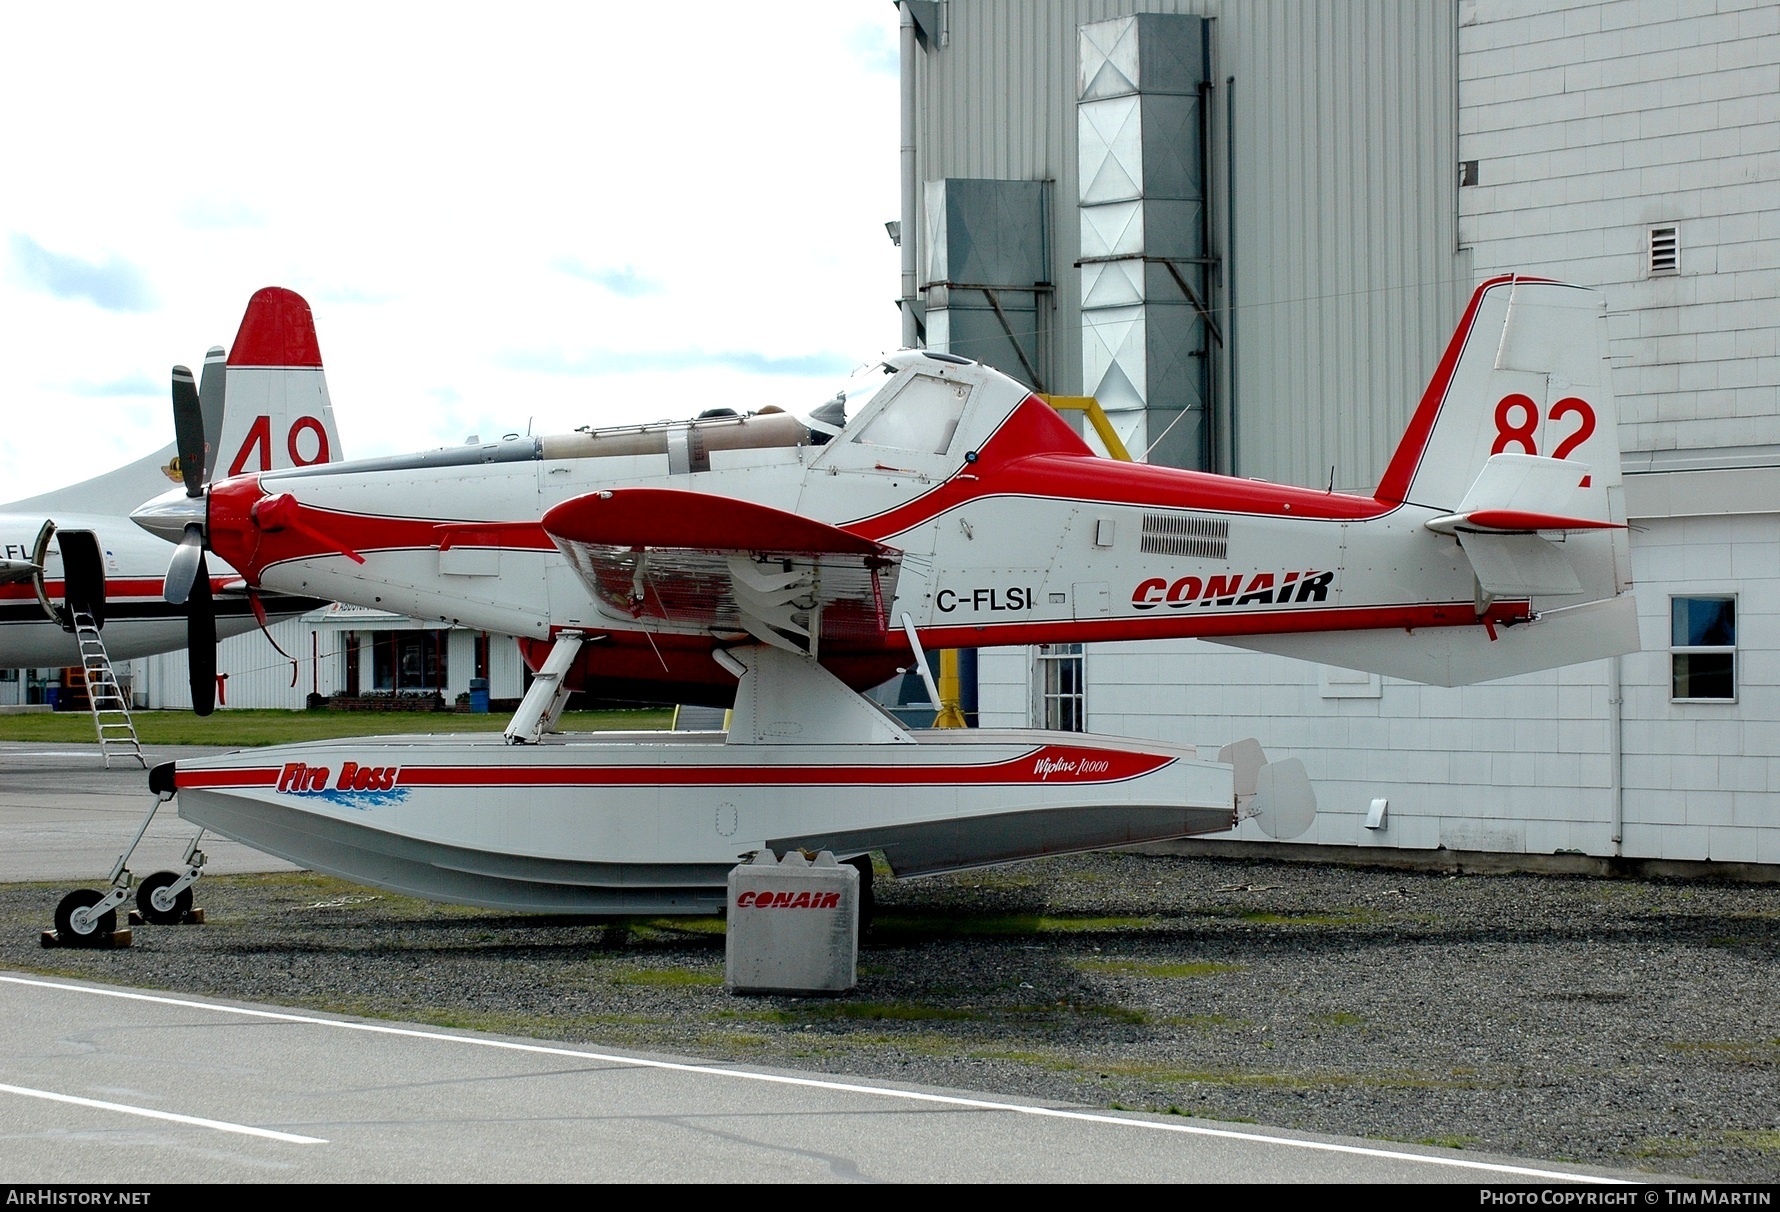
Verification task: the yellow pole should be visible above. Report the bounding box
[1039,395,1134,462]
[934,648,967,729]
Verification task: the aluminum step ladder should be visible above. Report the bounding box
[72,610,145,769]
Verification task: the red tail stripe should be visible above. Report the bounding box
[1462,510,1626,532]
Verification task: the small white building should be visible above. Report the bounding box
[125,605,527,711]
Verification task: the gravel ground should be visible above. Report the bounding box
[7,851,1779,1182]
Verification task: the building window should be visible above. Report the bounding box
[371,630,448,695]
[1034,643,1085,731]
[1671,596,1735,702]
[1648,225,1679,276]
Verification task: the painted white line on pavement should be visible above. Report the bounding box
[3,974,1627,1182]
[0,1081,327,1144]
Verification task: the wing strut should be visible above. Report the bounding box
[898,612,942,710]
[504,631,587,745]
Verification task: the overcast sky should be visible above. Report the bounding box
[0,2,903,501]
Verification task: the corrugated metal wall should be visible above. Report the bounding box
[914,0,1471,487]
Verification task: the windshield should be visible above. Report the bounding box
[797,360,895,445]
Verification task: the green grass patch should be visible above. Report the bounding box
[788,1001,1002,1023]
[1666,1039,1780,1064]
[1235,908,1379,927]
[1632,1137,1701,1160]
[636,916,728,937]
[1157,1014,1247,1031]
[1632,1127,1780,1160]
[968,1050,1495,1092]
[741,998,1145,1026]
[1313,1011,1367,1028]
[692,1031,771,1051]
[609,968,723,988]
[1074,959,1243,979]
[0,707,671,748]
[872,912,1157,939]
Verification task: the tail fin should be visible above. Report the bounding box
[1378,276,1630,603]
[1378,278,1621,514]
[215,287,344,477]
[1216,276,1638,686]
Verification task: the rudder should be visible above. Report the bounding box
[216,287,343,477]
[1377,277,1618,513]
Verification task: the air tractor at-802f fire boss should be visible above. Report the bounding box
[48,276,1636,943]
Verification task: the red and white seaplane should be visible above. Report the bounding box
[53,276,1637,941]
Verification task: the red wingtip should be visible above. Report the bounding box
[227,287,322,368]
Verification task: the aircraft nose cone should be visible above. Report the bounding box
[131,488,206,543]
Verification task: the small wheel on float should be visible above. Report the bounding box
[136,871,193,925]
[54,889,116,946]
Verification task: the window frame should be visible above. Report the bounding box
[1031,642,1086,732]
[1669,594,1737,704]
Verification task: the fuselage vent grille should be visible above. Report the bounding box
[1140,513,1229,560]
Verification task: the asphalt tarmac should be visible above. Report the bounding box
[1,971,1640,1184]
[0,743,1658,1185]
[0,743,297,883]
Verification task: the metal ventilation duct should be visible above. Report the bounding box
[1077,13,1213,470]
[922,177,1051,390]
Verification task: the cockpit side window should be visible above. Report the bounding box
[848,374,969,455]
[800,362,895,446]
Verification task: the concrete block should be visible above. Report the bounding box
[725,850,858,996]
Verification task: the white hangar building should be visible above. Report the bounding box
[892,0,1778,866]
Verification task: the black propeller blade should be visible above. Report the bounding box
[171,365,207,499]
[167,362,221,715]
[198,346,226,474]
[187,551,216,716]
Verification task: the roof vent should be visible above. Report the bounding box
[1648,225,1679,276]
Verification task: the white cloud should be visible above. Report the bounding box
[0,1,903,498]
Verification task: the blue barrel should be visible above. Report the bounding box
[468,677,490,714]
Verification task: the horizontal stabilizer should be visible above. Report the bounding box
[1211,594,1640,687]
[1456,532,1581,597]
[1426,454,1624,535]
[543,489,888,556]
[1462,452,1588,515]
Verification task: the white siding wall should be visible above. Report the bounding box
[129,618,337,710]
[1458,0,1780,456]
[1621,513,1780,864]
[976,0,1780,865]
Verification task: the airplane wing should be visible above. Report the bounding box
[0,559,37,585]
[541,488,902,655]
